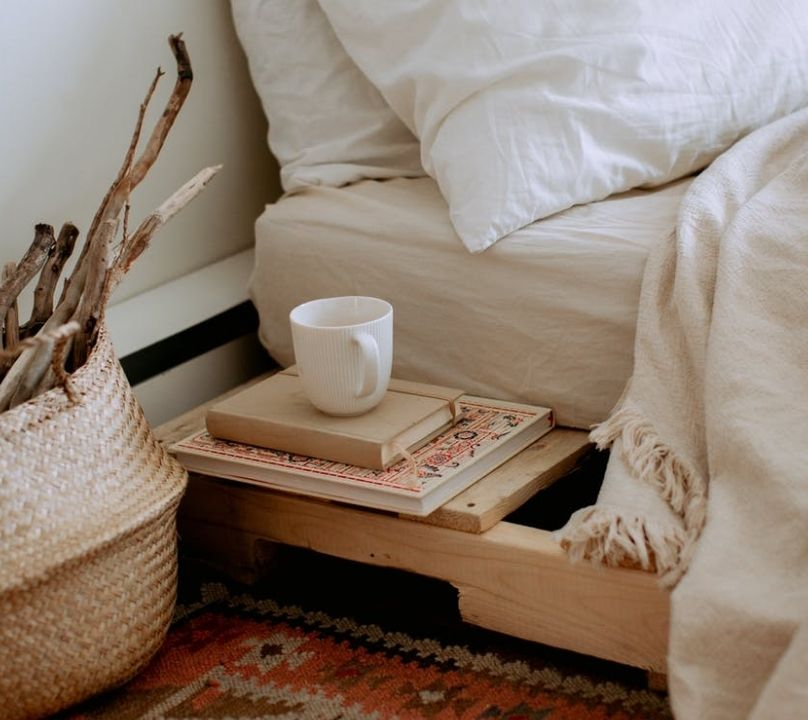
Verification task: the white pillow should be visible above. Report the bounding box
[230,0,423,192]
[318,0,808,253]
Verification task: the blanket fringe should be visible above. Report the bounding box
[558,507,688,587]
[559,402,708,587]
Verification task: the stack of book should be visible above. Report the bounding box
[171,368,554,516]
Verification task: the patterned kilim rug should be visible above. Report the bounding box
[60,547,671,719]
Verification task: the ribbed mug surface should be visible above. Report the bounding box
[290,297,393,416]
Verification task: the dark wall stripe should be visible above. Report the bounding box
[120,301,277,385]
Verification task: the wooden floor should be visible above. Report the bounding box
[157,380,670,678]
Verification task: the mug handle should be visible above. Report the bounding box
[352,333,379,398]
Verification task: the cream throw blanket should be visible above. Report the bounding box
[557,107,808,719]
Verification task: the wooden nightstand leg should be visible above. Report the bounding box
[646,671,668,692]
[178,473,279,584]
[179,522,273,585]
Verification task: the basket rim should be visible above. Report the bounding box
[1,323,113,432]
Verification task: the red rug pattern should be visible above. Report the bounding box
[64,576,671,720]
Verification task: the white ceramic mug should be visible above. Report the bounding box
[290,296,393,416]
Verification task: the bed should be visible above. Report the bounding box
[232,1,808,716]
[250,175,692,430]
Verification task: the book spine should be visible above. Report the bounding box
[205,411,387,470]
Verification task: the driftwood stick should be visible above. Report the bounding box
[59,33,191,313]
[71,219,115,369]
[57,57,168,310]
[9,346,54,408]
[122,202,131,246]
[0,224,55,321]
[81,32,189,267]
[1,322,80,405]
[11,307,96,407]
[0,245,94,411]
[106,165,221,297]
[32,326,79,402]
[0,321,80,361]
[0,35,198,410]
[25,216,113,400]
[56,220,96,313]
[26,222,79,335]
[129,34,192,188]
[111,201,132,269]
[53,58,168,319]
[1,263,19,375]
[2,263,19,351]
[77,66,163,286]
[31,363,57,400]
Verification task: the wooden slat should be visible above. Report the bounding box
[404,428,592,532]
[647,671,668,691]
[178,474,670,672]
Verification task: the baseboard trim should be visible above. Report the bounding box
[133,333,277,426]
[107,248,255,357]
[120,301,260,386]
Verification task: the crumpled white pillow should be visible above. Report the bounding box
[318,0,808,252]
[231,0,423,192]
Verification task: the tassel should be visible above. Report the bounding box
[392,442,421,489]
[559,401,708,587]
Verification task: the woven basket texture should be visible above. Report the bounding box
[0,325,188,719]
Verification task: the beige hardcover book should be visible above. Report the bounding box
[205,369,464,470]
[177,395,554,516]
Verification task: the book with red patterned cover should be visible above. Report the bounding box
[171,396,553,516]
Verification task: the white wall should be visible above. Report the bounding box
[0,0,280,308]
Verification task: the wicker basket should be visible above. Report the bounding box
[0,324,188,719]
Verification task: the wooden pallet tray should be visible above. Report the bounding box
[157,378,670,677]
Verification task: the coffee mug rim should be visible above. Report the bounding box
[290,296,392,330]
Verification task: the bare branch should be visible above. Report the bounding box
[129,34,192,188]
[26,222,79,335]
[71,219,115,368]
[0,246,93,410]
[80,66,163,272]
[0,34,199,410]
[106,165,221,297]
[1,322,80,405]
[122,202,131,245]
[59,34,192,311]
[0,224,55,321]
[1,263,19,375]
[0,320,80,361]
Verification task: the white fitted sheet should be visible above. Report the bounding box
[250,176,692,428]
